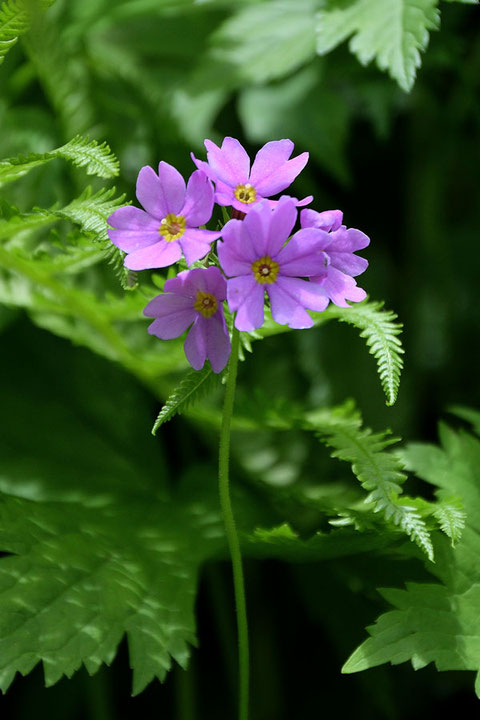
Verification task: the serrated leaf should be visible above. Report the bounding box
[327,301,404,406]
[0,0,54,66]
[152,366,223,434]
[0,135,119,187]
[305,402,434,560]
[343,418,480,695]
[0,327,224,694]
[315,0,440,92]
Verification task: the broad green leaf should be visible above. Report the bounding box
[211,0,318,84]
[0,136,119,187]
[343,420,480,696]
[0,326,224,694]
[315,0,440,92]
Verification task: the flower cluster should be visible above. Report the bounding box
[108,138,370,373]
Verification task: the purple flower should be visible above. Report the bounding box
[107,163,221,270]
[217,197,331,332]
[192,137,312,214]
[144,267,230,373]
[300,209,369,308]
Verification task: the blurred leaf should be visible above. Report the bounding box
[211,0,317,84]
[0,0,54,67]
[343,418,480,696]
[316,0,440,91]
[238,64,350,182]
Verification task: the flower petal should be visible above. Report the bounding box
[218,219,257,275]
[249,140,308,197]
[136,166,166,219]
[124,240,182,270]
[108,228,159,254]
[312,267,367,308]
[227,276,265,331]
[190,152,216,181]
[329,251,368,277]
[157,161,187,215]
[274,276,329,313]
[204,137,250,187]
[184,317,207,370]
[204,313,231,373]
[202,266,228,301]
[328,227,370,253]
[144,294,195,339]
[277,228,331,276]
[267,281,314,329]
[266,196,298,257]
[300,209,343,231]
[182,170,215,226]
[179,228,221,266]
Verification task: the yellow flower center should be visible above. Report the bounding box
[251,256,279,284]
[234,183,257,204]
[193,290,218,318]
[159,213,186,242]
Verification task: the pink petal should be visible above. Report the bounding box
[124,240,182,270]
[227,276,265,331]
[267,281,314,329]
[135,165,179,219]
[329,252,368,277]
[218,219,257,275]
[179,228,220,266]
[329,227,370,253]
[202,266,227,301]
[108,228,159,254]
[190,152,216,181]
[203,313,231,373]
[249,140,308,197]
[145,294,195,339]
[184,317,207,370]
[274,276,329,313]
[312,267,367,308]
[157,161,187,215]
[266,196,298,257]
[277,228,331,277]
[300,209,343,231]
[182,170,215,226]
[204,137,250,187]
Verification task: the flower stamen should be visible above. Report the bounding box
[234,183,257,205]
[159,213,186,242]
[194,290,218,318]
[251,256,279,284]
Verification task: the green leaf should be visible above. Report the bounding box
[0,0,53,66]
[326,301,404,406]
[0,325,224,694]
[315,0,440,92]
[152,366,224,435]
[305,402,434,560]
[211,0,317,84]
[343,419,480,695]
[0,135,119,187]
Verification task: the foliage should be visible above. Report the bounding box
[343,417,480,693]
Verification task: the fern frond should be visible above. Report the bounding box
[0,0,54,65]
[328,301,404,406]
[52,136,119,178]
[53,187,126,242]
[152,367,223,435]
[306,402,434,560]
[433,497,466,547]
[0,136,119,187]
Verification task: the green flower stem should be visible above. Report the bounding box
[218,327,249,720]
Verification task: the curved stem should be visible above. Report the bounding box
[218,327,249,720]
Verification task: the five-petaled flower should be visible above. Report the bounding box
[217,197,332,332]
[143,267,231,373]
[107,163,221,270]
[192,137,312,214]
[300,208,370,308]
